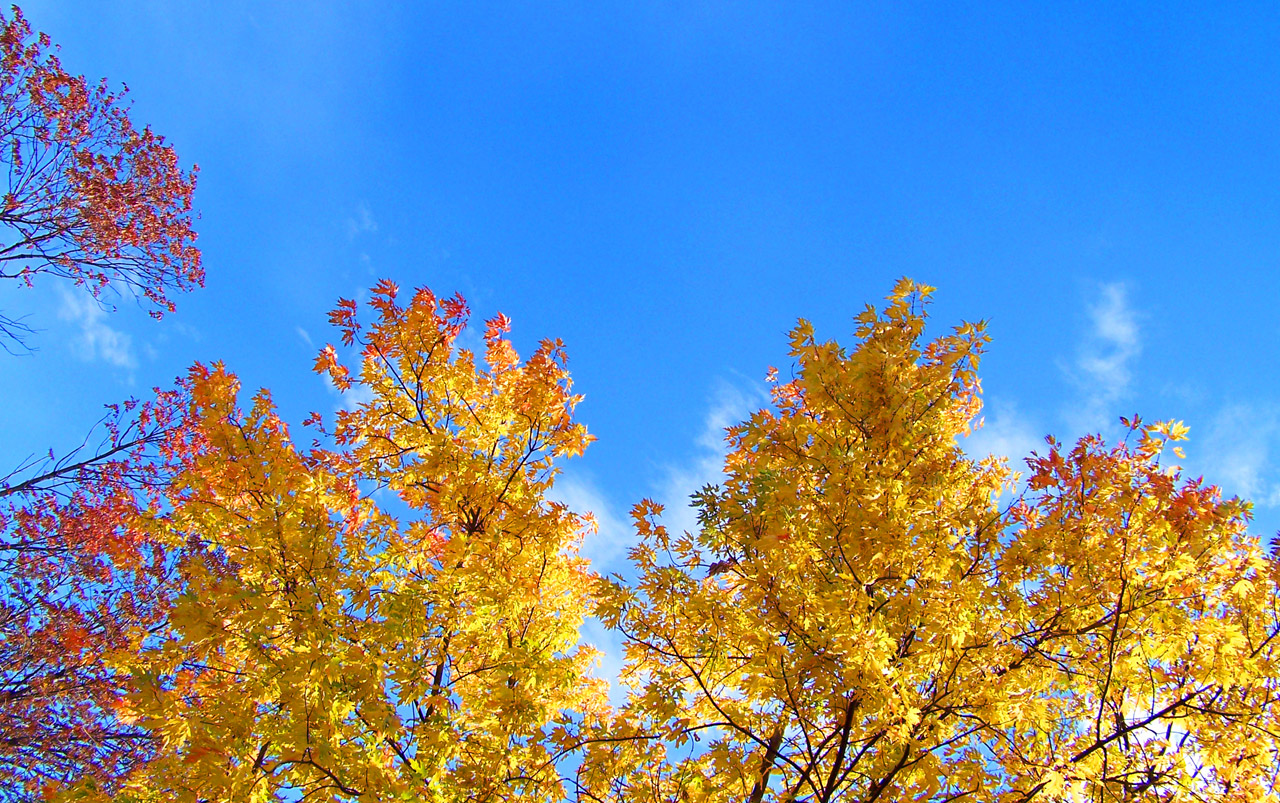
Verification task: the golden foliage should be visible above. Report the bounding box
[40,279,1280,802]
[585,279,1280,803]
[72,287,605,802]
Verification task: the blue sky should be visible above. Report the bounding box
[3,0,1279,587]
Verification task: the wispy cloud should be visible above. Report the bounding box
[1065,282,1141,433]
[549,472,633,705]
[56,287,137,369]
[1196,403,1280,508]
[963,399,1043,478]
[552,472,631,571]
[579,615,629,706]
[318,348,375,412]
[554,381,766,708]
[453,318,486,360]
[656,381,767,538]
[345,202,378,239]
[324,373,375,411]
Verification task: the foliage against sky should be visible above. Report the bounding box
[1,2,1276,543]
[2,2,1280,801]
[587,281,1280,802]
[0,5,199,349]
[0,5,200,795]
[15,279,1279,801]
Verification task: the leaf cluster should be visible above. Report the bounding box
[5,271,1280,803]
[0,5,201,350]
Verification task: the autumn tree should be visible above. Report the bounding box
[0,392,188,801]
[0,5,202,798]
[66,283,607,802]
[0,4,200,349]
[22,279,1280,802]
[584,279,1280,802]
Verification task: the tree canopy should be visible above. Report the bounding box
[0,5,200,349]
[4,278,1275,802]
[585,280,1279,803]
[0,7,1276,803]
[0,6,200,796]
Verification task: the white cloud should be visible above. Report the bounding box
[329,375,375,411]
[319,359,375,412]
[579,615,629,706]
[452,319,486,361]
[551,472,631,571]
[56,287,137,369]
[1196,403,1280,508]
[295,326,314,348]
[656,381,767,538]
[962,399,1043,477]
[345,202,377,239]
[552,385,767,708]
[1065,282,1141,433]
[548,472,635,707]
